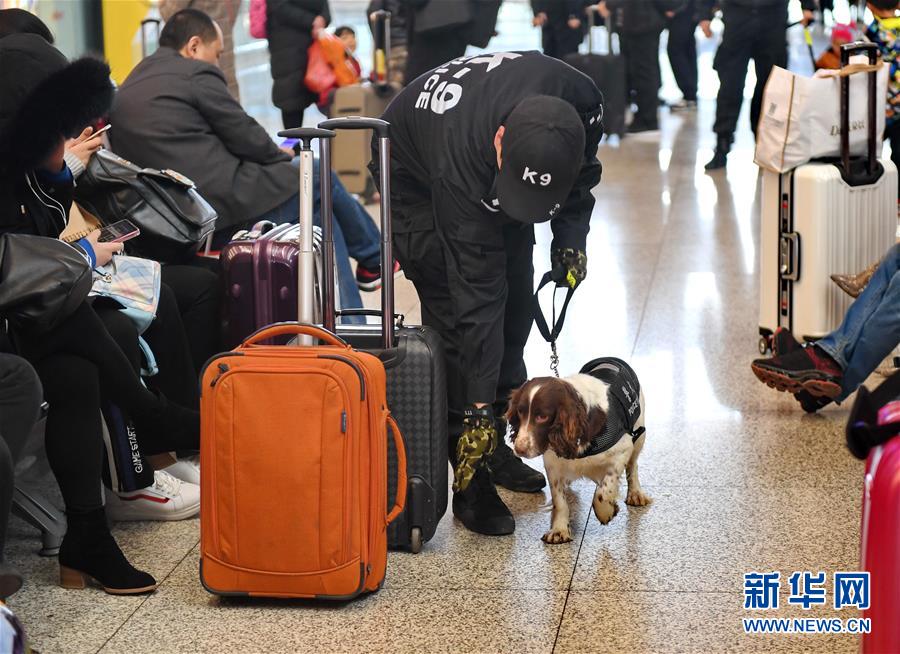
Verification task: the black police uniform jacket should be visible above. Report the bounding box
[375,50,604,255]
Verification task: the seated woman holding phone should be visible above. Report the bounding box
[0,29,201,594]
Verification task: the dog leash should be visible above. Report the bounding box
[532,270,577,378]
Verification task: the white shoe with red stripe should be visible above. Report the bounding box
[104,471,200,521]
[163,455,200,486]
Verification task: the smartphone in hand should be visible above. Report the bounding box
[98,219,140,243]
[91,124,112,139]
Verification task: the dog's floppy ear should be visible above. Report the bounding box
[548,381,588,459]
[586,407,607,439]
[505,384,525,436]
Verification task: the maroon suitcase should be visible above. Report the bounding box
[219,221,328,349]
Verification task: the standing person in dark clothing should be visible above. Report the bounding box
[404,0,501,82]
[667,0,706,110]
[598,0,683,133]
[265,0,330,128]
[373,51,604,536]
[531,0,587,60]
[703,0,817,170]
[404,1,470,83]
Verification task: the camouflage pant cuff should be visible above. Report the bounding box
[453,425,497,492]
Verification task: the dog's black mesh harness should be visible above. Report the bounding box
[577,357,645,458]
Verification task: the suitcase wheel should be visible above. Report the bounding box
[758,336,771,356]
[409,526,423,554]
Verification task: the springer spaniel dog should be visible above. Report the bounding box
[506,357,651,544]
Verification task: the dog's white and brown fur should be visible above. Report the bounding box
[506,374,651,544]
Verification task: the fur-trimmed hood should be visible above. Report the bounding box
[0,33,114,175]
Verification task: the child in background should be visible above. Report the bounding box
[317,26,362,112]
[866,0,900,193]
[334,26,362,79]
[815,23,855,70]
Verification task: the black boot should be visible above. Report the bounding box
[58,508,157,595]
[488,437,546,493]
[452,465,515,536]
[0,565,22,600]
[705,135,731,170]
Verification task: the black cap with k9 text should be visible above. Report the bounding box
[496,95,585,223]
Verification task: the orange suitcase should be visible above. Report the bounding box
[199,322,407,599]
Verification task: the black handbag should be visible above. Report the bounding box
[0,234,92,332]
[74,148,217,263]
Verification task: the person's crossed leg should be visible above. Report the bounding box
[752,243,900,411]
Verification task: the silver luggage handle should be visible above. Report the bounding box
[779,232,800,282]
[277,128,336,345]
[318,117,394,349]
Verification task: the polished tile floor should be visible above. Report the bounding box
[6,3,880,653]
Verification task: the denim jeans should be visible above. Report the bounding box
[817,243,900,402]
[239,158,382,323]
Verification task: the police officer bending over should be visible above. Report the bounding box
[373,52,604,536]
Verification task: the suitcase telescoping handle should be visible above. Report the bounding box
[277,127,336,345]
[317,116,395,350]
[839,42,879,180]
[371,9,392,84]
[584,5,614,56]
[385,414,407,525]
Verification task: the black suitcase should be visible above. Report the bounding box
[319,116,449,553]
[564,19,626,138]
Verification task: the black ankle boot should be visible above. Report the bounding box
[0,565,22,600]
[487,437,546,493]
[58,508,157,595]
[452,466,515,536]
[705,135,731,170]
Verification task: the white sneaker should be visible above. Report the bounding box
[105,471,200,521]
[163,455,200,486]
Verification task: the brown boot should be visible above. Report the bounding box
[831,261,880,298]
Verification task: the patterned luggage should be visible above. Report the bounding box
[318,117,449,553]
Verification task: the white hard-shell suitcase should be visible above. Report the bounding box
[758,43,898,353]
